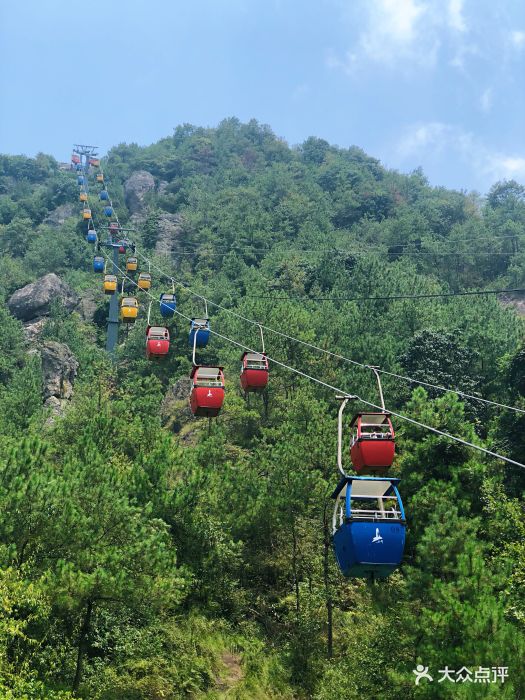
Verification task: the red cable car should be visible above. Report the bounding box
[146,326,170,359]
[350,413,395,475]
[71,154,80,164]
[240,352,269,392]
[189,365,225,417]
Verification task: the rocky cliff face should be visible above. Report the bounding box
[8,273,80,322]
[155,212,183,257]
[28,341,79,422]
[124,170,156,214]
[8,275,81,421]
[43,203,77,228]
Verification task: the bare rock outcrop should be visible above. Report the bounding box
[124,170,155,213]
[40,341,78,402]
[28,341,79,423]
[161,377,194,438]
[8,273,80,322]
[155,212,183,257]
[43,203,76,227]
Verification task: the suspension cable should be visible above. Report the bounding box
[98,250,525,471]
[132,249,525,415]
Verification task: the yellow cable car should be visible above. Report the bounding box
[103,274,117,295]
[96,173,104,183]
[83,208,92,220]
[79,192,88,202]
[120,296,139,322]
[126,257,138,272]
[137,272,152,290]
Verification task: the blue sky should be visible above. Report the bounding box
[0,0,524,193]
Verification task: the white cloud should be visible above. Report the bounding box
[486,155,525,180]
[327,0,472,73]
[395,121,525,185]
[510,30,525,49]
[447,0,466,32]
[480,87,493,112]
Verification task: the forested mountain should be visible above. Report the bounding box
[0,118,524,698]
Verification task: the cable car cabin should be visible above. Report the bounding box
[146,325,170,359]
[75,163,83,172]
[120,297,139,323]
[79,192,88,202]
[126,257,138,272]
[159,293,176,318]
[96,173,104,183]
[240,352,269,392]
[350,413,395,475]
[137,273,152,290]
[189,365,225,417]
[103,274,117,295]
[103,206,113,217]
[117,241,127,254]
[109,222,119,234]
[77,175,84,185]
[71,154,80,164]
[93,256,105,272]
[99,190,109,201]
[89,158,100,167]
[83,208,92,220]
[189,318,210,348]
[332,476,405,579]
[86,230,97,243]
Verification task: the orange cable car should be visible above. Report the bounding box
[103,274,117,295]
[120,296,139,322]
[137,272,152,290]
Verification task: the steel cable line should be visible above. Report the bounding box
[243,288,525,302]
[98,251,525,471]
[167,232,521,257]
[131,248,525,415]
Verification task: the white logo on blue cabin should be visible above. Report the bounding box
[372,528,383,544]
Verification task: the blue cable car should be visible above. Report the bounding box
[77,175,85,185]
[93,255,105,273]
[75,163,83,172]
[160,293,176,318]
[99,190,109,201]
[331,476,405,579]
[189,318,210,348]
[103,206,113,216]
[86,230,97,243]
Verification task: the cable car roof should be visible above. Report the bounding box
[242,352,265,361]
[350,412,392,427]
[331,476,400,499]
[190,365,223,379]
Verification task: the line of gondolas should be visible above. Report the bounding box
[69,146,525,584]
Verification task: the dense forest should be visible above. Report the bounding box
[0,118,524,698]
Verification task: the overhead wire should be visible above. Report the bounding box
[96,249,525,471]
[243,288,525,302]
[86,170,525,418]
[132,248,525,415]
